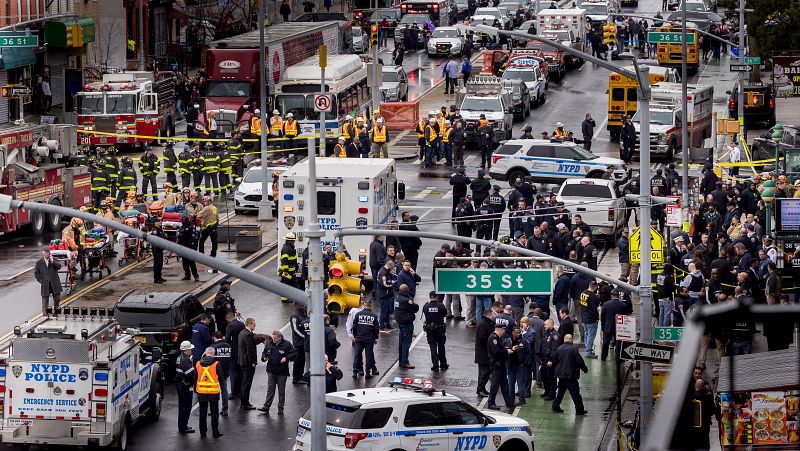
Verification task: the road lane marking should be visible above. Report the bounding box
[594,115,608,139]
[442,189,453,199]
[376,330,428,387]
[416,208,436,222]
[201,253,278,305]
[465,155,477,164]
[414,187,436,199]
[1,266,34,281]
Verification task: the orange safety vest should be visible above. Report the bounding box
[342,122,354,139]
[478,119,490,127]
[284,119,298,137]
[373,125,387,143]
[416,120,426,138]
[426,125,438,143]
[271,117,283,133]
[442,127,453,144]
[553,128,567,137]
[437,117,446,132]
[195,361,221,395]
[250,116,262,135]
[335,143,347,157]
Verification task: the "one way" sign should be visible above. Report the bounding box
[620,341,674,364]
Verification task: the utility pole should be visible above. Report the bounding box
[307,45,328,451]
[258,0,273,221]
[138,0,145,70]
[737,0,745,140]
[680,0,689,232]
[371,0,380,115]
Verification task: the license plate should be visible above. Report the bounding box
[134,336,147,344]
[297,426,306,438]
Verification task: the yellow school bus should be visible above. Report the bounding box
[607,65,679,140]
[655,23,700,73]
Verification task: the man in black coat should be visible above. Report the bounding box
[368,236,388,298]
[449,168,471,218]
[352,300,380,378]
[399,212,423,269]
[557,308,574,344]
[474,309,494,397]
[237,318,258,409]
[600,290,633,361]
[259,330,296,415]
[470,169,491,206]
[224,313,245,399]
[540,319,560,400]
[551,334,589,414]
[620,115,636,162]
[288,303,308,384]
[35,248,62,315]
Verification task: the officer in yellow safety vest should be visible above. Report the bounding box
[424,118,439,168]
[283,112,298,152]
[440,106,449,120]
[250,109,262,136]
[416,118,427,159]
[436,111,447,133]
[342,114,355,145]
[441,121,454,166]
[197,196,219,263]
[269,109,283,138]
[370,117,389,158]
[553,121,568,139]
[335,136,348,158]
[195,347,224,438]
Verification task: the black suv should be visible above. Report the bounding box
[114,291,209,373]
[752,124,800,170]
[727,82,776,127]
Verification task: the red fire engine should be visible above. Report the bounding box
[75,72,176,147]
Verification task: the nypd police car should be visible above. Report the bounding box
[234,164,288,215]
[293,378,534,451]
[489,139,628,187]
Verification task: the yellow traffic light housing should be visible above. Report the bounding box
[326,253,362,314]
[66,25,74,47]
[603,23,616,46]
[73,25,84,47]
[370,24,378,48]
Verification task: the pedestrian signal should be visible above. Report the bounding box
[326,253,362,313]
[370,24,378,48]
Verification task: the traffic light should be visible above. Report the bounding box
[370,24,378,48]
[66,24,83,47]
[603,23,616,47]
[327,253,362,313]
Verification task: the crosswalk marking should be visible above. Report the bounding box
[464,155,477,164]
[442,190,453,199]
[500,188,511,197]
[414,186,436,199]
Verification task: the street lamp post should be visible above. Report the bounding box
[772,123,784,172]
[762,180,775,237]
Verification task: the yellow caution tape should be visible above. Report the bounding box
[77,129,342,143]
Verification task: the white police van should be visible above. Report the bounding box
[293,378,534,451]
[489,139,628,187]
[0,307,163,450]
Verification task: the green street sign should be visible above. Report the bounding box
[744,56,761,65]
[647,32,696,45]
[654,327,683,341]
[434,268,553,295]
[0,35,38,48]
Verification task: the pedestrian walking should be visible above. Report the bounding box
[395,284,419,369]
[259,330,296,415]
[487,324,515,413]
[423,291,449,371]
[35,248,62,315]
[195,347,224,438]
[237,318,258,410]
[175,341,196,433]
[551,334,589,415]
[352,299,380,378]
[210,332,232,416]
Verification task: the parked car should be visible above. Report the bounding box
[727,81,776,127]
[557,178,627,242]
[235,165,288,215]
[426,26,465,56]
[352,26,367,53]
[380,65,409,102]
[503,79,531,121]
[751,124,800,169]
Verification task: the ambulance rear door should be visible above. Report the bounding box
[4,361,93,424]
[316,185,342,252]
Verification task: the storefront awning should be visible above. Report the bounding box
[0,47,37,70]
[44,17,96,48]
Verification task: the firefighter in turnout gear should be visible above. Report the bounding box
[102,147,120,211]
[228,131,245,179]
[202,142,221,196]
[116,157,137,210]
[178,145,193,190]
[139,146,160,201]
[89,160,109,212]
[279,233,300,303]
[191,143,204,192]
[163,140,179,186]
[218,143,233,195]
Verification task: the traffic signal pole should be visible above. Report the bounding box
[371,0,380,115]
[258,0,273,221]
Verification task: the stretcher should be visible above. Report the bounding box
[80,229,112,280]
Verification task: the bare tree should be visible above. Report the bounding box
[89,17,124,72]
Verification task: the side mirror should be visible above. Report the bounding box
[151,347,163,362]
[397,181,406,200]
[482,415,490,427]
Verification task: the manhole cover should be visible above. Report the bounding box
[438,378,472,387]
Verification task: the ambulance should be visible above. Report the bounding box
[278,158,404,278]
[0,308,163,450]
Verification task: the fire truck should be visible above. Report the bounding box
[75,72,176,147]
[0,124,90,235]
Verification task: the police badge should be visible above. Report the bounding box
[284,216,296,229]
[79,368,89,381]
[11,365,22,378]
[493,435,502,448]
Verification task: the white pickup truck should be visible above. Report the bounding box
[556,179,626,242]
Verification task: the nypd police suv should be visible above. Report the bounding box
[489,139,628,187]
[293,378,534,450]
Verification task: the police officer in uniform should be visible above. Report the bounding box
[278,233,300,303]
[163,140,179,187]
[213,279,236,333]
[488,185,506,240]
[175,341,196,433]
[651,169,668,197]
[470,169,491,206]
[178,145,193,190]
[210,331,232,416]
[477,114,494,169]
[475,199,494,255]
[487,324,515,412]
[352,299,380,378]
[540,319,560,400]
[139,146,160,201]
[422,291,449,371]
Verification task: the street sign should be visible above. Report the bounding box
[646,31,696,45]
[744,56,761,65]
[434,268,553,295]
[1,85,32,98]
[620,341,675,364]
[313,93,333,113]
[654,327,684,341]
[615,314,637,342]
[299,124,315,136]
[730,64,754,72]
[629,226,664,268]
[0,35,38,48]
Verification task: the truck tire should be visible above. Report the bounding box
[46,198,63,232]
[145,382,163,422]
[31,207,45,236]
[666,140,677,162]
[114,415,130,451]
[168,117,175,137]
[508,169,528,187]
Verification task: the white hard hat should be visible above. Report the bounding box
[338,136,346,142]
[429,110,436,116]
[377,118,384,123]
[273,109,279,115]
[254,109,261,114]
[429,118,436,123]
[288,112,294,118]
[345,114,352,120]
[357,116,364,122]
[179,341,194,351]
[556,122,564,127]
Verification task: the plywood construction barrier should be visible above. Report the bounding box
[380,101,419,131]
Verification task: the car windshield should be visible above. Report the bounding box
[684,2,706,11]
[206,81,251,97]
[432,29,459,38]
[567,144,599,160]
[400,14,429,24]
[526,41,557,52]
[371,10,399,20]
[461,97,502,111]
[78,94,104,115]
[243,169,263,183]
[352,28,364,37]
[475,8,502,18]
[582,4,608,15]
[548,30,571,42]
[105,93,136,114]
[503,70,537,82]
[275,94,308,120]
[634,109,674,125]
[382,70,399,82]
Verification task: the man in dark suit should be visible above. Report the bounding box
[557,308,574,344]
[237,318,258,410]
[551,334,589,415]
[34,248,62,315]
[225,312,245,399]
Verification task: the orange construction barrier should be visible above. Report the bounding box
[380,101,419,131]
